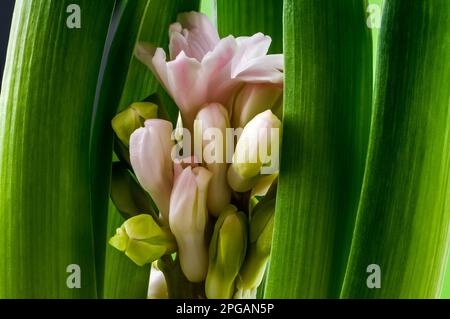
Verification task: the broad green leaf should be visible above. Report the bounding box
[265,0,373,298]
[0,0,115,298]
[216,0,283,53]
[102,0,200,299]
[341,0,450,298]
[90,0,149,298]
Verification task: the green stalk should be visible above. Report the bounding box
[102,0,200,298]
[216,0,283,53]
[265,0,372,298]
[0,0,114,298]
[341,0,450,298]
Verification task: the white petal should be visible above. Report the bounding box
[147,265,168,299]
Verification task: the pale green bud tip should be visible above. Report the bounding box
[108,214,176,267]
[236,198,275,291]
[227,164,260,193]
[249,198,275,251]
[229,110,281,192]
[111,102,158,146]
[206,205,248,299]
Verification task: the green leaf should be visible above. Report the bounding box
[216,0,283,53]
[265,0,373,298]
[0,0,115,298]
[341,0,450,298]
[102,0,200,299]
[90,0,149,298]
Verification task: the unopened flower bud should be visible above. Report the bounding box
[228,110,281,192]
[130,119,174,221]
[205,205,248,299]
[169,166,212,282]
[236,198,275,296]
[109,214,176,267]
[249,173,278,213]
[195,103,231,216]
[112,102,158,147]
[231,83,283,129]
[147,263,168,299]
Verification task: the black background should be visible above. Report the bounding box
[0,0,15,82]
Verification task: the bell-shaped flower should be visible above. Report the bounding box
[130,119,174,221]
[205,205,247,299]
[231,83,283,129]
[195,103,231,216]
[135,11,283,131]
[228,110,281,192]
[169,166,212,282]
[109,214,176,267]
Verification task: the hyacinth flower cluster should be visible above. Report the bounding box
[109,12,283,299]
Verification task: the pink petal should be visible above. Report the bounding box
[232,33,272,75]
[169,12,220,61]
[135,42,157,71]
[233,55,284,84]
[201,36,240,105]
[129,119,174,221]
[177,12,220,48]
[166,51,206,126]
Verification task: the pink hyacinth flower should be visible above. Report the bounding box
[135,11,283,131]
